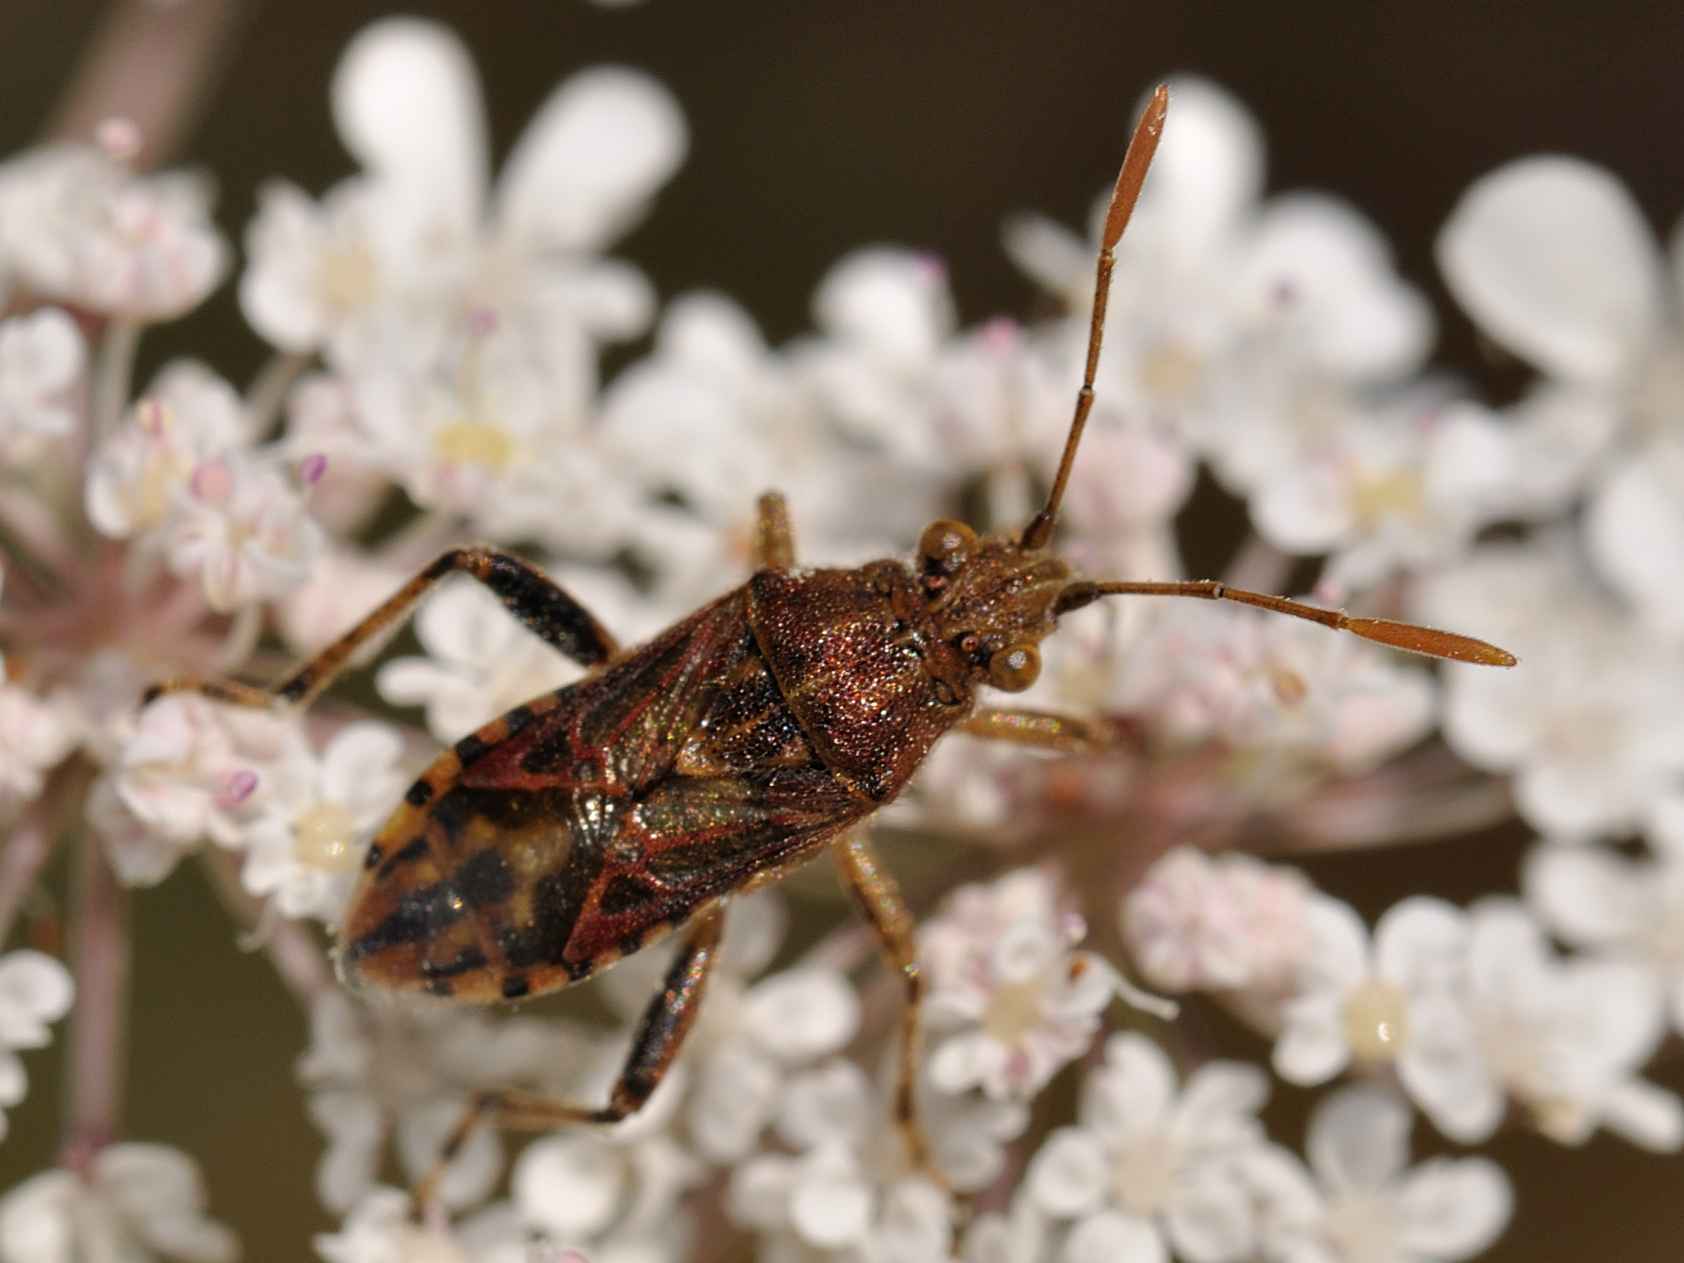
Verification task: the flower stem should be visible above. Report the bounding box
[244,350,311,440]
[59,831,129,1175]
[0,805,57,947]
[198,848,335,1007]
[91,318,140,441]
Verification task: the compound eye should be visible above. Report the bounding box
[919,519,977,572]
[987,644,1041,692]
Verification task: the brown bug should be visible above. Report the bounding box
[145,85,1514,1195]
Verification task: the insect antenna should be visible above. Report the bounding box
[1020,83,1169,552]
[1055,579,1518,667]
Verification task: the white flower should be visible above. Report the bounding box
[1415,537,1684,839]
[728,1059,956,1263]
[1100,600,1437,783]
[920,868,1121,1101]
[0,683,77,808]
[314,1188,471,1263]
[298,991,600,1214]
[1438,155,1684,631]
[1122,848,1314,996]
[1525,796,1684,1036]
[0,145,227,320]
[1271,897,1474,1131]
[1247,1085,1511,1263]
[239,721,408,924]
[1453,899,1680,1150]
[1024,1033,1269,1263]
[0,308,85,461]
[239,178,406,358]
[0,950,73,1143]
[511,1121,700,1255]
[115,693,309,857]
[602,291,921,608]
[0,1143,237,1263]
[1006,78,1429,496]
[594,891,860,1166]
[162,452,325,612]
[85,361,252,540]
[375,565,653,743]
[1247,395,1513,593]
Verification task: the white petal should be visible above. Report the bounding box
[1585,443,1684,632]
[791,1164,871,1248]
[1272,996,1351,1086]
[0,951,75,1043]
[1600,1077,1684,1152]
[1300,897,1372,990]
[497,68,686,253]
[1063,1212,1168,1263]
[744,968,860,1062]
[1437,156,1663,383]
[1142,77,1263,257]
[1166,1166,1257,1263]
[813,248,953,366]
[512,1133,622,1237]
[1397,995,1503,1144]
[1025,1128,1108,1218]
[318,721,404,809]
[1306,1084,1411,1193]
[1373,897,1466,991]
[1084,1033,1177,1136]
[1396,1157,1513,1258]
[1177,1062,1269,1144]
[332,18,487,228]
[1522,843,1647,949]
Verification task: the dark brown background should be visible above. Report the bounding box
[1,2,1680,1259]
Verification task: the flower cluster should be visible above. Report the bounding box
[0,12,1680,1263]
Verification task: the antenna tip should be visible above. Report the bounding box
[1346,617,1519,668]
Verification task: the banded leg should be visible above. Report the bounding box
[144,547,620,711]
[959,707,1120,754]
[415,905,726,1212]
[754,491,796,570]
[833,831,935,1179]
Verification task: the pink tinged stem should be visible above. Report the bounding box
[0,807,58,946]
[44,0,251,169]
[59,832,130,1175]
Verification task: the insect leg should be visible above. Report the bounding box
[833,830,937,1181]
[753,491,796,569]
[144,547,621,711]
[959,707,1124,753]
[412,905,726,1214]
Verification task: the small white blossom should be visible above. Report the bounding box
[921,868,1121,1101]
[1246,1085,1512,1263]
[115,693,309,861]
[239,721,407,923]
[1271,896,1472,1131]
[1416,537,1684,839]
[0,1143,237,1263]
[161,452,325,612]
[1100,601,1438,785]
[1025,1033,1269,1263]
[1438,155,1684,631]
[0,145,228,320]
[0,950,74,1143]
[1123,847,1315,996]
[595,891,860,1166]
[1525,795,1684,1036]
[729,1058,957,1263]
[1451,899,1680,1150]
[85,361,252,540]
[0,308,85,461]
[0,683,77,809]
[376,566,653,743]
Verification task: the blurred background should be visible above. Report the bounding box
[0,1,1680,1258]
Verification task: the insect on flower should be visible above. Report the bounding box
[143,85,1514,1202]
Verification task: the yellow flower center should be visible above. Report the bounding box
[1350,468,1424,525]
[982,979,1046,1045]
[1140,342,1202,403]
[1342,979,1410,1063]
[293,801,360,871]
[320,242,379,313]
[432,418,516,471]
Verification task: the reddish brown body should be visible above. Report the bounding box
[340,551,1067,1004]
